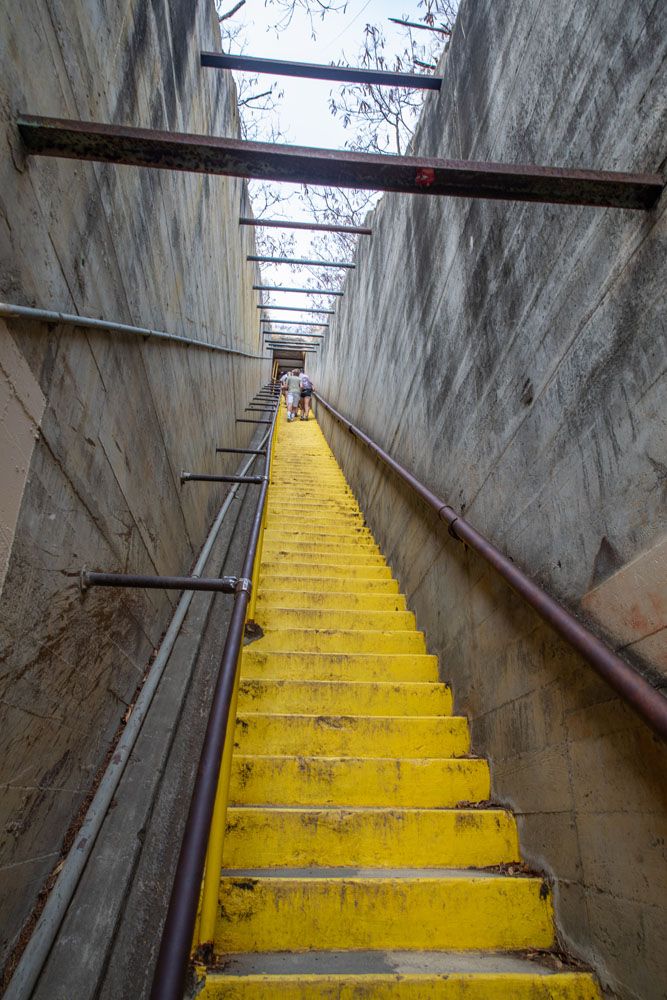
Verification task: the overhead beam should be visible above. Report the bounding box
[261,319,329,327]
[249,255,354,268]
[201,52,442,90]
[240,217,372,235]
[258,305,335,314]
[253,285,344,296]
[267,345,317,352]
[17,115,663,210]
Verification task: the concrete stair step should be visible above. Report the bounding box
[234,713,469,758]
[260,550,388,568]
[263,526,376,542]
[256,609,417,634]
[240,651,438,682]
[253,575,399,593]
[222,807,519,869]
[265,510,366,523]
[212,869,554,953]
[236,678,452,716]
[229,754,489,808]
[260,562,393,580]
[255,590,407,611]
[249,627,426,654]
[262,538,380,555]
[201,952,600,998]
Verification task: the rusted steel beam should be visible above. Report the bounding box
[18,115,662,209]
[240,217,372,235]
[253,285,344,296]
[258,305,335,314]
[201,52,442,90]
[249,255,354,268]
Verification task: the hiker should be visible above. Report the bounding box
[299,370,314,420]
[284,369,301,422]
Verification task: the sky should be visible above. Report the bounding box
[218,0,448,345]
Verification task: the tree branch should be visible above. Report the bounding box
[219,0,246,21]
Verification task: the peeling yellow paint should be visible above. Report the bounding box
[197,414,599,999]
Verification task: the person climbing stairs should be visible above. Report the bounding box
[198,415,601,998]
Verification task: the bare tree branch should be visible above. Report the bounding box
[219,0,246,21]
[388,17,451,34]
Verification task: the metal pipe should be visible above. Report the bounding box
[241,217,372,235]
[253,285,344,296]
[249,255,354,268]
[180,473,266,484]
[315,392,667,741]
[0,301,265,359]
[18,116,663,210]
[216,448,267,455]
[258,305,335,314]
[2,431,270,1000]
[81,571,238,593]
[236,418,273,424]
[261,320,330,327]
[201,51,442,90]
[148,407,278,1000]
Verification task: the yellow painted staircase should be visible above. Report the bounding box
[199,413,600,998]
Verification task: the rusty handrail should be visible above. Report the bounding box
[314,392,667,741]
[149,397,280,1000]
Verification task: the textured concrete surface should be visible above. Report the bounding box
[312,1,667,998]
[0,0,269,970]
[30,457,261,1000]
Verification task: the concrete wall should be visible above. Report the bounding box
[0,0,268,969]
[313,2,667,997]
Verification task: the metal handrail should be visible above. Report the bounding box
[148,397,280,1000]
[0,301,268,359]
[314,393,667,741]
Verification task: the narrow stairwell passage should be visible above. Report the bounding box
[199,413,601,998]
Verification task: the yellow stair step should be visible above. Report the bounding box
[222,807,519,868]
[200,970,601,999]
[261,551,388,568]
[234,713,469,758]
[236,679,452,716]
[240,651,438,682]
[262,538,380,555]
[265,513,366,527]
[263,527,376,542]
[255,590,407,611]
[249,628,425,654]
[213,873,555,952]
[260,562,393,580]
[257,609,416,632]
[229,755,489,808]
[252,575,399,593]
